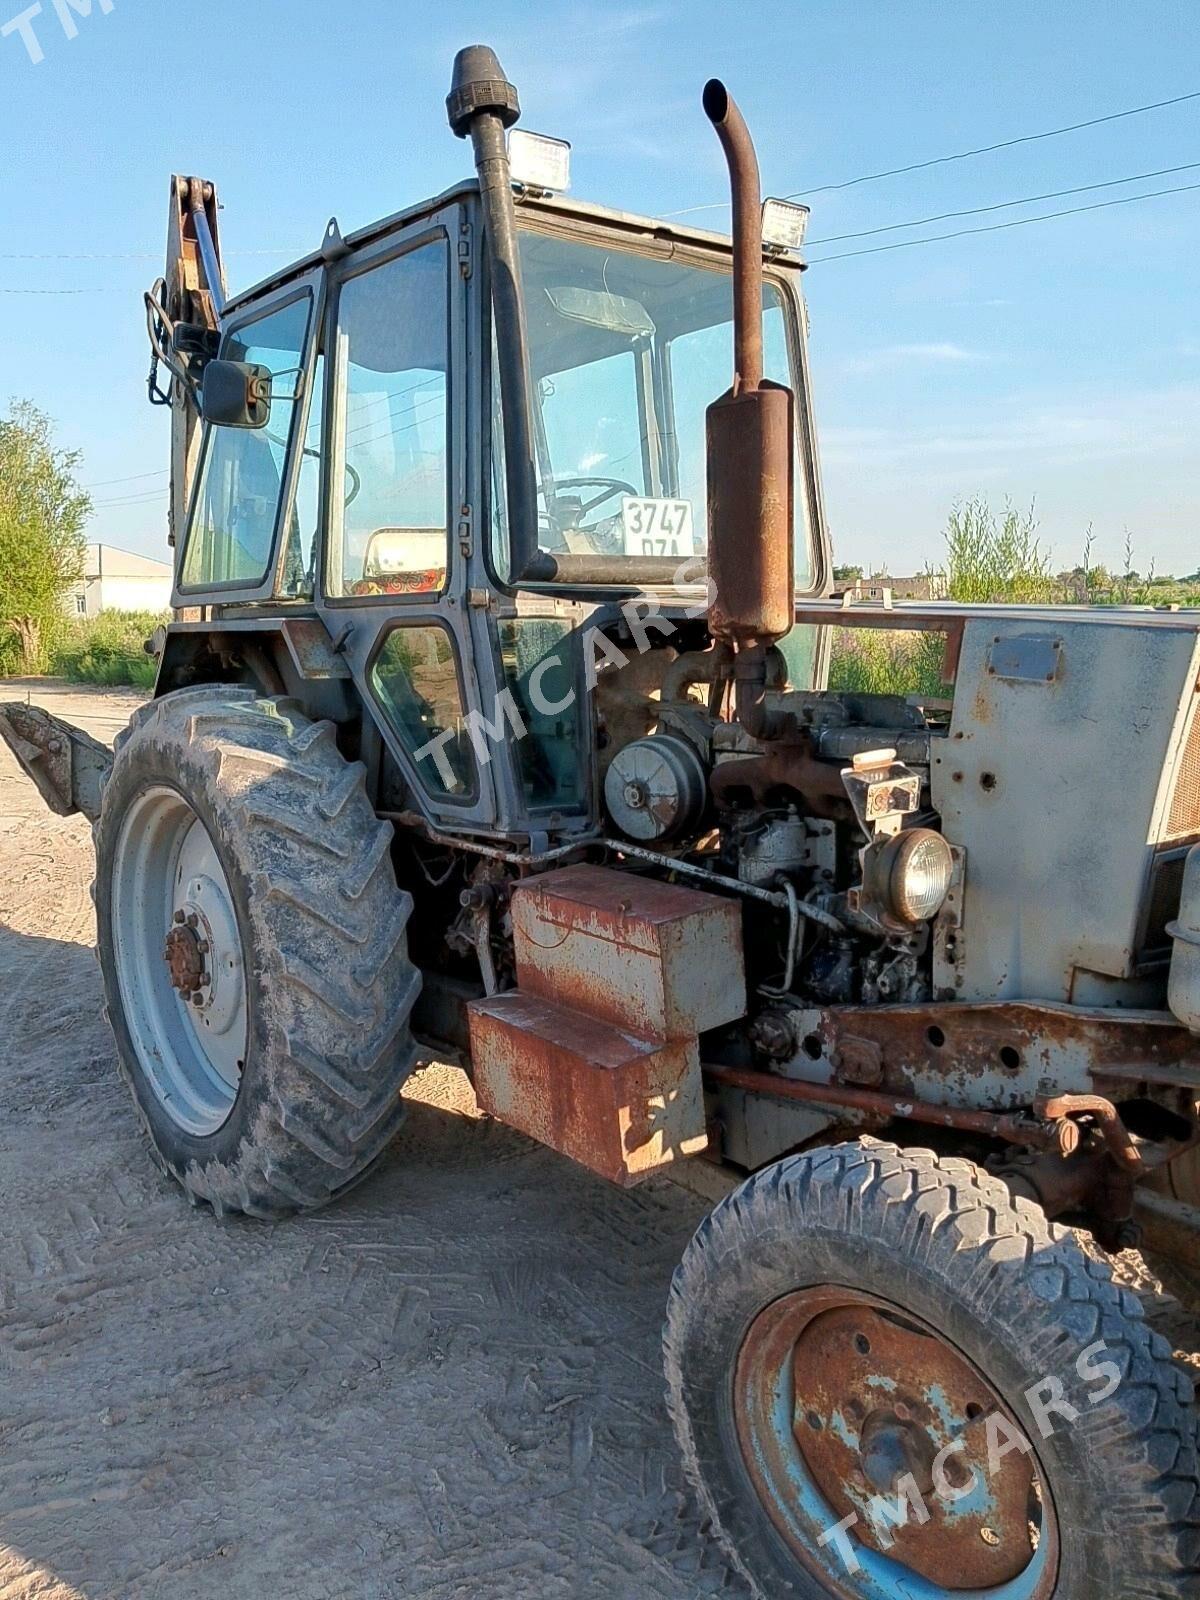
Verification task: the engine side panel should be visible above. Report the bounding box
[932,617,1200,1003]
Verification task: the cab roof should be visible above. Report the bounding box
[223,178,804,318]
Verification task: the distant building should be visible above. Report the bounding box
[69,544,172,618]
[844,573,948,602]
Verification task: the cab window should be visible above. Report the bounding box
[371,624,476,801]
[329,238,450,598]
[182,296,311,590]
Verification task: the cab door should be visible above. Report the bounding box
[314,201,508,833]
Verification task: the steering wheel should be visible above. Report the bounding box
[545,475,639,523]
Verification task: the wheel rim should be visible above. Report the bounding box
[733,1286,1058,1599]
[111,786,248,1136]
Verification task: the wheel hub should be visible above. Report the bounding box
[164,915,209,1001]
[734,1287,1053,1595]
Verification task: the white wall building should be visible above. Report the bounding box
[70,544,173,618]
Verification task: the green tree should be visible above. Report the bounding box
[0,402,90,675]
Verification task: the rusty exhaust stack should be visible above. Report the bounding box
[703,79,795,656]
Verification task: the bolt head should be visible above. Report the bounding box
[191,991,204,1008]
[174,910,186,925]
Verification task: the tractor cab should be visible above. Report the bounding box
[154,136,829,844]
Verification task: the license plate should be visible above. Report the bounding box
[621,497,695,559]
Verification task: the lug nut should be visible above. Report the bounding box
[197,940,210,955]
[186,913,199,930]
[191,992,204,1007]
[174,910,186,925]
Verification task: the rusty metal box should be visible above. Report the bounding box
[469,990,708,1185]
[510,865,746,1040]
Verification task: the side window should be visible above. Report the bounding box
[371,625,476,801]
[182,297,310,589]
[281,351,325,599]
[498,618,585,810]
[331,239,450,597]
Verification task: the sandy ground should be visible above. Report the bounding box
[0,681,742,1600]
[0,680,1195,1600]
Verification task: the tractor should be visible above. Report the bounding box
[3,43,1199,1598]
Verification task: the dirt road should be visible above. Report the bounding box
[0,681,740,1600]
[1,681,1195,1600]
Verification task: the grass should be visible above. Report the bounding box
[50,610,167,689]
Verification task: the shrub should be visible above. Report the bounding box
[51,610,167,689]
[828,628,948,698]
[943,496,1062,604]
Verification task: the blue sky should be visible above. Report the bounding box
[1,0,1197,576]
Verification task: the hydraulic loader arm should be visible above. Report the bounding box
[144,175,226,558]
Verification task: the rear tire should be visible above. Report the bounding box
[665,1139,1200,1598]
[94,687,421,1218]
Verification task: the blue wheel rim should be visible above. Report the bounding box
[732,1287,1057,1598]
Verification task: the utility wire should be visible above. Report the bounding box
[666,87,1200,217]
[790,89,1200,199]
[83,468,168,489]
[806,160,1200,245]
[90,485,170,505]
[0,248,304,261]
[805,178,1200,264]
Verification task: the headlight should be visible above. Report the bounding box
[881,828,954,924]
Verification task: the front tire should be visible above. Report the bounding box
[95,688,420,1218]
[665,1139,1200,1598]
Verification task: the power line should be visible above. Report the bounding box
[665,87,1200,217]
[805,178,1200,265]
[83,468,168,489]
[91,488,170,508]
[0,248,305,261]
[0,287,98,295]
[789,89,1200,199]
[806,160,1200,245]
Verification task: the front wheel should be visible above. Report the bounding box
[94,688,421,1218]
[665,1140,1200,1598]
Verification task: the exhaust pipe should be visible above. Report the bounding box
[703,79,795,661]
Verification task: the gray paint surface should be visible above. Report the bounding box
[933,614,1200,1004]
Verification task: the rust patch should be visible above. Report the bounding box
[701,1064,1062,1149]
[709,736,853,819]
[808,999,1200,1099]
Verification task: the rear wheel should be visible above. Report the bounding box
[94,688,420,1217]
[665,1140,1200,1598]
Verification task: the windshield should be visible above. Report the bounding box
[491,224,812,587]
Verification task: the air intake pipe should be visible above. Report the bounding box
[447,46,539,580]
[703,80,796,739]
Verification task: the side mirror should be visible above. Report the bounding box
[201,360,272,429]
